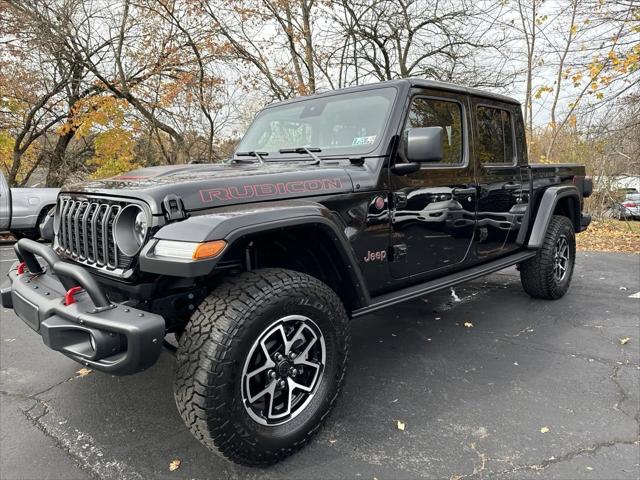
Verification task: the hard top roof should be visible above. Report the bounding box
[265,77,520,108]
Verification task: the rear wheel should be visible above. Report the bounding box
[11,207,52,241]
[520,215,576,299]
[174,268,350,466]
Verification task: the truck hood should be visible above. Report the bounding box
[62,162,354,214]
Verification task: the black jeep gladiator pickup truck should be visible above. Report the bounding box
[1,78,592,466]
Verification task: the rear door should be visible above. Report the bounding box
[470,99,526,259]
[389,90,476,279]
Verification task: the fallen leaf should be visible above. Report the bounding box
[619,286,627,291]
[76,368,93,377]
[619,337,630,345]
[576,219,640,253]
[464,322,473,328]
[3,338,15,342]
[586,466,593,471]
[513,362,519,366]
[168,459,181,471]
[329,438,337,444]
[540,426,550,433]
[397,420,406,431]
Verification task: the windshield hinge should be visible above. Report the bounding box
[390,191,407,209]
[162,194,187,221]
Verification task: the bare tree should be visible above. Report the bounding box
[333,0,512,88]
[199,0,326,99]
[1,1,87,186]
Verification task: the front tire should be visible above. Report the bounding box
[174,268,350,466]
[520,215,576,299]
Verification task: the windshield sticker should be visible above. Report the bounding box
[352,135,376,146]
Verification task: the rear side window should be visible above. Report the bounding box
[406,97,463,165]
[476,106,515,165]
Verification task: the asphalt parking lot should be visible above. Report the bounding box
[1,244,638,480]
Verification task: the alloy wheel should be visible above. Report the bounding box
[241,315,326,426]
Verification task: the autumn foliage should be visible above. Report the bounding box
[0,0,637,191]
[576,220,640,254]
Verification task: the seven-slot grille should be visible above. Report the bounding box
[56,197,134,271]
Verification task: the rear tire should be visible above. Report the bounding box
[174,268,350,466]
[11,207,52,241]
[520,215,576,300]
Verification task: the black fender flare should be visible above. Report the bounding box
[526,185,580,249]
[139,200,370,306]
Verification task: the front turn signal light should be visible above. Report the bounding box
[154,239,227,260]
[193,240,227,259]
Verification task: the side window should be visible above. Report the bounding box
[406,97,463,165]
[476,106,515,165]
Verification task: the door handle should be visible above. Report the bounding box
[502,182,520,191]
[452,187,476,195]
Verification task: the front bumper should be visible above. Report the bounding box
[1,239,165,375]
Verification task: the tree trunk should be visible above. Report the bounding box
[45,130,76,187]
[7,150,22,187]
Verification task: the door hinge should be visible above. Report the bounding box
[390,191,407,209]
[162,194,187,221]
[389,244,407,262]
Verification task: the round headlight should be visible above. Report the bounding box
[134,210,148,245]
[114,205,149,256]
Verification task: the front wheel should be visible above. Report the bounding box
[520,215,576,299]
[174,269,350,466]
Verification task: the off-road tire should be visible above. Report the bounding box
[520,215,576,299]
[174,268,350,466]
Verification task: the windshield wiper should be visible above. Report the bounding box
[278,147,323,164]
[234,151,268,165]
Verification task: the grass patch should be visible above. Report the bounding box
[576,219,640,253]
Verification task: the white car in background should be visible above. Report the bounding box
[0,172,59,240]
[615,192,640,220]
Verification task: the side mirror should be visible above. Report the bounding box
[406,126,443,163]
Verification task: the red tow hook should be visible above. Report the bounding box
[64,286,83,306]
[16,262,26,275]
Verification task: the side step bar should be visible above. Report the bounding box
[352,250,536,318]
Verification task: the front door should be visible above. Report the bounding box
[389,91,476,279]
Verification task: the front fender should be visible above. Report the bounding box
[527,185,580,249]
[139,200,369,303]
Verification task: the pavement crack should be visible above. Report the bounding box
[610,363,640,424]
[497,337,639,369]
[33,370,93,397]
[0,389,39,402]
[491,439,640,478]
[20,397,143,480]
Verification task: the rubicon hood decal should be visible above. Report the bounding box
[200,178,343,203]
[63,163,353,214]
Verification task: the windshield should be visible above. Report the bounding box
[236,87,397,158]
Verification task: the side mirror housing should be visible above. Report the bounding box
[406,126,443,163]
